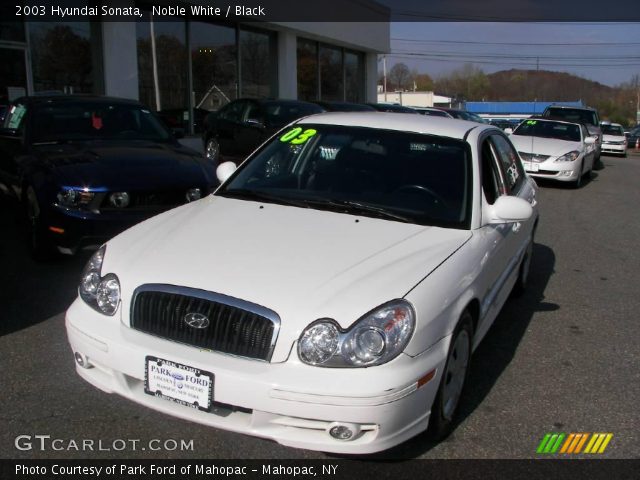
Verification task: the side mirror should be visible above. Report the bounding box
[486,196,532,224]
[216,161,237,184]
[504,128,513,135]
[584,136,596,145]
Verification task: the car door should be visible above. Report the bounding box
[215,100,248,163]
[474,133,536,340]
[234,100,268,159]
[581,124,595,171]
[0,100,29,197]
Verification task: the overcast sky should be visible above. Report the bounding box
[386,23,640,87]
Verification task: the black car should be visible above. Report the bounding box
[366,103,417,113]
[627,126,640,150]
[202,99,324,166]
[433,108,488,124]
[312,101,376,112]
[0,95,216,258]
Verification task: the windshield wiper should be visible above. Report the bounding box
[220,189,313,209]
[306,198,415,223]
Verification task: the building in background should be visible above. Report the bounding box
[465,101,585,122]
[0,3,389,135]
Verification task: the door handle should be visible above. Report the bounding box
[512,222,522,233]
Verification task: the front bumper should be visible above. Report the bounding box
[521,160,581,182]
[66,298,448,454]
[601,143,626,154]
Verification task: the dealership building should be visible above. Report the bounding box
[0,1,389,135]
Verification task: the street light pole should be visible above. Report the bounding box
[383,55,387,102]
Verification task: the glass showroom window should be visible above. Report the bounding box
[137,13,188,128]
[345,50,365,103]
[319,44,343,102]
[239,28,276,98]
[297,38,318,101]
[29,21,102,94]
[190,21,237,114]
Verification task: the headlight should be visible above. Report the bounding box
[555,151,580,162]
[298,300,415,367]
[79,246,121,316]
[109,192,130,208]
[186,187,202,202]
[56,188,95,208]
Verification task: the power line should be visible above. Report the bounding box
[391,37,640,46]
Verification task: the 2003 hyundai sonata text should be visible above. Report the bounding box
[66,113,539,454]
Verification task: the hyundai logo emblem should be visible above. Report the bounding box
[184,312,210,329]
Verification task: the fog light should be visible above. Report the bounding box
[561,171,574,177]
[328,422,360,441]
[109,192,130,208]
[74,352,92,369]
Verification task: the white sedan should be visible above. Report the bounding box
[507,118,596,188]
[600,123,627,156]
[66,113,539,454]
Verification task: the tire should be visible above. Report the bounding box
[512,233,534,297]
[205,137,220,167]
[572,162,583,189]
[24,186,53,260]
[428,311,473,440]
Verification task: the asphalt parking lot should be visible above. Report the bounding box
[1,152,639,460]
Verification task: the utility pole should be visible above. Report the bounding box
[383,55,388,102]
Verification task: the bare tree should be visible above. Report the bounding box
[389,62,410,91]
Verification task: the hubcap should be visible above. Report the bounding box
[206,139,219,164]
[442,330,470,420]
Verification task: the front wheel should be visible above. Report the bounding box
[572,162,583,189]
[428,311,473,440]
[205,138,220,167]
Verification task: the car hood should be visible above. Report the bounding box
[104,196,471,361]
[34,141,214,190]
[509,135,583,157]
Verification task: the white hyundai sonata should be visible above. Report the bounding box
[66,113,539,454]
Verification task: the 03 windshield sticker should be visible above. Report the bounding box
[280,127,317,145]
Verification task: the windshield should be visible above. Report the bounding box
[601,125,624,135]
[31,102,172,143]
[218,124,472,229]
[513,119,581,142]
[544,107,598,126]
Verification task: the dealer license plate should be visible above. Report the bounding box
[144,356,213,412]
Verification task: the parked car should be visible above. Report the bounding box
[600,123,627,156]
[0,95,217,258]
[202,99,324,167]
[507,117,596,188]
[489,119,521,131]
[312,101,376,112]
[412,107,454,118]
[66,112,538,454]
[627,126,640,150]
[433,108,488,124]
[366,103,417,113]
[542,105,602,163]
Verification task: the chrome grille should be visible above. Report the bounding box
[518,152,550,163]
[130,285,280,361]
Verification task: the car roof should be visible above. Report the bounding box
[544,105,597,112]
[297,112,491,139]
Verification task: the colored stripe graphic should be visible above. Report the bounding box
[585,433,613,453]
[538,433,613,454]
